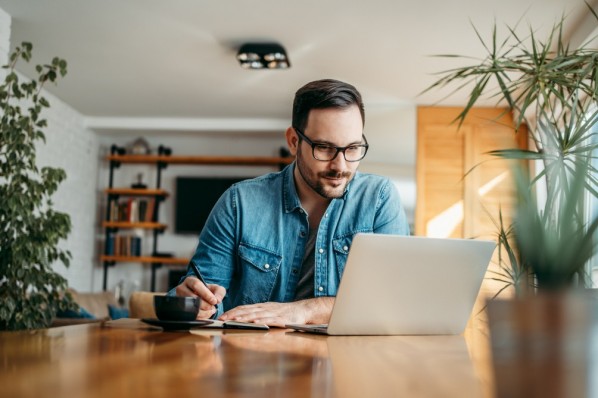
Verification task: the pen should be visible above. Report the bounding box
[189,262,208,286]
[188,263,219,310]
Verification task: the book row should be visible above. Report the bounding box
[105,234,142,257]
[108,198,155,223]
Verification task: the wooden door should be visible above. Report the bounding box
[416,107,526,238]
[416,106,527,302]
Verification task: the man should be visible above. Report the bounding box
[173,79,409,327]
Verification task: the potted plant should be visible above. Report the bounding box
[425,6,598,396]
[0,42,76,330]
[425,6,598,293]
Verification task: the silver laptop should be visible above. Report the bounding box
[286,234,495,335]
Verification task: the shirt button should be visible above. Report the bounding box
[264,264,270,269]
[299,209,304,214]
[343,245,349,251]
[318,286,324,292]
[318,248,324,254]
[292,269,298,275]
[300,230,306,237]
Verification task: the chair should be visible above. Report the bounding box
[128,291,164,319]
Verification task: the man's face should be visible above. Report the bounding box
[293,105,364,199]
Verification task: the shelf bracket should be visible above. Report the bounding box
[150,263,163,292]
[102,261,116,291]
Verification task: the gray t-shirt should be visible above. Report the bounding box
[294,227,317,300]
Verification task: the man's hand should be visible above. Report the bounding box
[219,297,334,328]
[175,277,226,319]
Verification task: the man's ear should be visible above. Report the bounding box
[285,127,299,156]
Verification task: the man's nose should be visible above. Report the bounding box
[329,150,348,170]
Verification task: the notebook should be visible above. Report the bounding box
[286,234,495,335]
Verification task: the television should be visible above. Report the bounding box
[174,176,249,235]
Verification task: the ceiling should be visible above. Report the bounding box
[0,0,595,132]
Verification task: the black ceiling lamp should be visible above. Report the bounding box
[237,43,291,70]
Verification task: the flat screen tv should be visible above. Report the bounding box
[174,176,249,235]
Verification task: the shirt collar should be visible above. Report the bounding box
[283,162,302,213]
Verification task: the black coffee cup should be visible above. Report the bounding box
[154,296,200,321]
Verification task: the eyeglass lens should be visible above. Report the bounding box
[313,144,366,161]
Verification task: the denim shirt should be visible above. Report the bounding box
[170,163,410,316]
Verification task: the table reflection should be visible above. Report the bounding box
[0,321,489,398]
[197,330,482,397]
[327,335,481,397]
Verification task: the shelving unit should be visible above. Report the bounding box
[101,144,293,292]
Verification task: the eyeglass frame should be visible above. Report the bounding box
[293,127,369,162]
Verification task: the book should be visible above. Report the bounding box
[131,236,142,256]
[129,199,138,222]
[105,232,115,255]
[140,318,269,332]
[138,199,147,222]
[204,320,269,330]
[145,198,155,222]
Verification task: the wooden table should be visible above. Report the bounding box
[0,319,493,398]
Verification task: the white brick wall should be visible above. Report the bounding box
[36,91,99,291]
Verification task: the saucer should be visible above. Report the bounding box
[141,318,213,331]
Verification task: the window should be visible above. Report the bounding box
[588,114,598,287]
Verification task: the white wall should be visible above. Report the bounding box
[0,8,9,79]
[1,8,100,292]
[361,103,417,226]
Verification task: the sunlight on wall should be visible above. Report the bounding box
[426,172,510,238]
[478,172,507,196]
[426,201,464,238]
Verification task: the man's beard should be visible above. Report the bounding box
[296,147,353,199]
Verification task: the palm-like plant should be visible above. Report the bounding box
[425,5,598,292]
[484,207,530,297]
[515,160,598,290]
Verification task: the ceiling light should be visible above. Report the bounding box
[241,61,264,69]
[263,52,286,62]
[237,43,291,70]
[237,52,260,62]
[267,60,289,69]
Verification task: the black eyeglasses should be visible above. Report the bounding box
[294,128,369,162]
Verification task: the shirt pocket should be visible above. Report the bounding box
[332,235,355,276]
[237,243,283,304]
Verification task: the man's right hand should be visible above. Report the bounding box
[175,277,226,319]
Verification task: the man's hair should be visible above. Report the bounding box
[292,79,365,133]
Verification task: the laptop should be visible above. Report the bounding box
[286,234,495,335]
